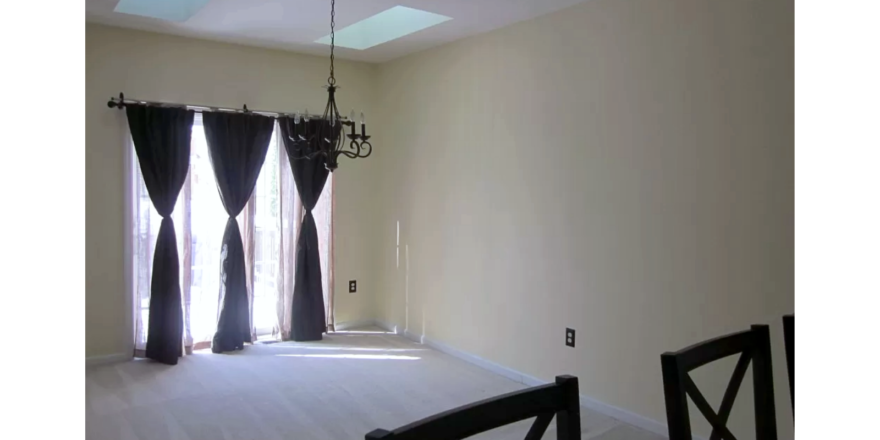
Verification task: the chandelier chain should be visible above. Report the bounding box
[328,0,336,85]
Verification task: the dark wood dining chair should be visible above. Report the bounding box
[365,375,581,440]
[661,325,777,440]
[783,314,793,416]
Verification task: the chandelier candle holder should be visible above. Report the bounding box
[287,0,372,171]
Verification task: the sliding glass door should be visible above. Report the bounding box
[252,128,282,338]
[131,116,334,353]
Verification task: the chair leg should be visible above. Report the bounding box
[555,375,581,440]
[751,325,778,440]
[661,354,693,440]
[783,315,794,417]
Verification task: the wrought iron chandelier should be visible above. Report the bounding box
[288,0,372,171]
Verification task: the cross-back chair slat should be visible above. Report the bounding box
[661,325,777,440]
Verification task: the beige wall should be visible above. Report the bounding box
[86,23,379,357]
[374,0,793,438]
[88,0,794,435]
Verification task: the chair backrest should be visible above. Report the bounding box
[661,325,777,440]
[364,375,581,440]
[783,314,794,416]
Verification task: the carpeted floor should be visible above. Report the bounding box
[86,327,663,440]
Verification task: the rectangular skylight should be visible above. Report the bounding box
[114,0,211,22]
[315,6,452,50]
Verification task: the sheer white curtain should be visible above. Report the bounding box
[132,114,228,354]
[188,116,236,349]
[257,122,335,340]
[313,161,334,331]
[131,116,335,355]
[132,147,188,355]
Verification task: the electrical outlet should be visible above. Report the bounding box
[349,280,357,293]
[565,328,576,348]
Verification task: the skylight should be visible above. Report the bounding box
[114,0,210,22]
[315,6,452,50]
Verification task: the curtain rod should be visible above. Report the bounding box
[106,92,348,121]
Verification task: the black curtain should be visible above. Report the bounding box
[279,119,339,341]
[203,112,274,353]
[126,105,194,365]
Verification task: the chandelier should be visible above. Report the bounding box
[288,0,372,171]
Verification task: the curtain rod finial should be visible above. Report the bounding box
[108,92,125,110]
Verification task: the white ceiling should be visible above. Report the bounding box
[85,0,589,63]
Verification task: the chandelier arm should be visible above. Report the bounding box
[357,141,372,158]
[348,140,361,156]
[322,95,332,124]
[292,149,327,161]
[337,150,360,159]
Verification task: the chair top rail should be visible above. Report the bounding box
[662,327,761,372]
[368,380,572,440]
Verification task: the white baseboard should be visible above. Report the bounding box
[421,335,540,386]
[374,320,670,438]
[86,353,131,367]
[577,393,669,437]
[374,319,399,334]
[402,329,424,344]
[334,319,378,331]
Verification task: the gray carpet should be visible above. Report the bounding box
[86,328,662,440]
